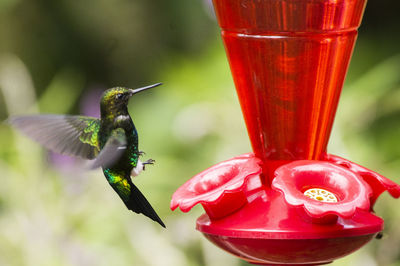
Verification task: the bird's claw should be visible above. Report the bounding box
[138,151,146,156]
[143,159,155,170]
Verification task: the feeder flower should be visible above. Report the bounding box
[272,161,373,223]
[171,0,400,263]
[171,153,262,219]
[327,154,400,206]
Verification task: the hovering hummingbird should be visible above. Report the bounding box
[9,83,165,227]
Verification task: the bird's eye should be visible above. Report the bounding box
[116,94,124,100]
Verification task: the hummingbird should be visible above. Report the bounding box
[9,83,165,227]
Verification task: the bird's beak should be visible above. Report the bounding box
[129,83,162,96]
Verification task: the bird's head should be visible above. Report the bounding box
[100,83,162,116]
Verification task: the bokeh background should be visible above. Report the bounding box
[0,0,399,265]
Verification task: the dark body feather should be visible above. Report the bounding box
[99,87,165,227]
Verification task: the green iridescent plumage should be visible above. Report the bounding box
[79,118,100,148]
[104,168,132,201]
[9,83,165,227]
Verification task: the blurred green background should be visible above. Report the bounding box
[0,0,399,265]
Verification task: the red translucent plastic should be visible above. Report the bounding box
[171,152,400,264]
[170,0,400,265]
[203,232,376,265]
[172,153,400,224]
[196,186,383,265]
[326,154,400,206]
[215,0,366,185]
[272,161,372,222]
[213,0,366,33]
[181,155,398,264]
[171,154,262,219]
[195,184,384,240]
[224,32,356,184]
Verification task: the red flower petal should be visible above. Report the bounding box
[272,161,372,220]
[326,154,400,206]
[171,153,262,219]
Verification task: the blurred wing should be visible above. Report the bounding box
[9,115,101,159]
[89,128,127,169]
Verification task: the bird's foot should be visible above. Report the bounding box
[138,151,146,156]
[143,159,155,170]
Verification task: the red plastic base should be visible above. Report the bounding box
[250,263,332,266]
[196,188,382,265]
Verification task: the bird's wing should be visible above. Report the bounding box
[8,114,101,159]
[89,128,127,169]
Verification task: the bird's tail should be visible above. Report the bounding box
[103,169,165,227]
[127,182,165,228]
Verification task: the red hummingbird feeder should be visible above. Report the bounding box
[171,0,400,264]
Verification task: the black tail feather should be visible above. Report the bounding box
[127,182,166,228]
[103,169,165,228]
